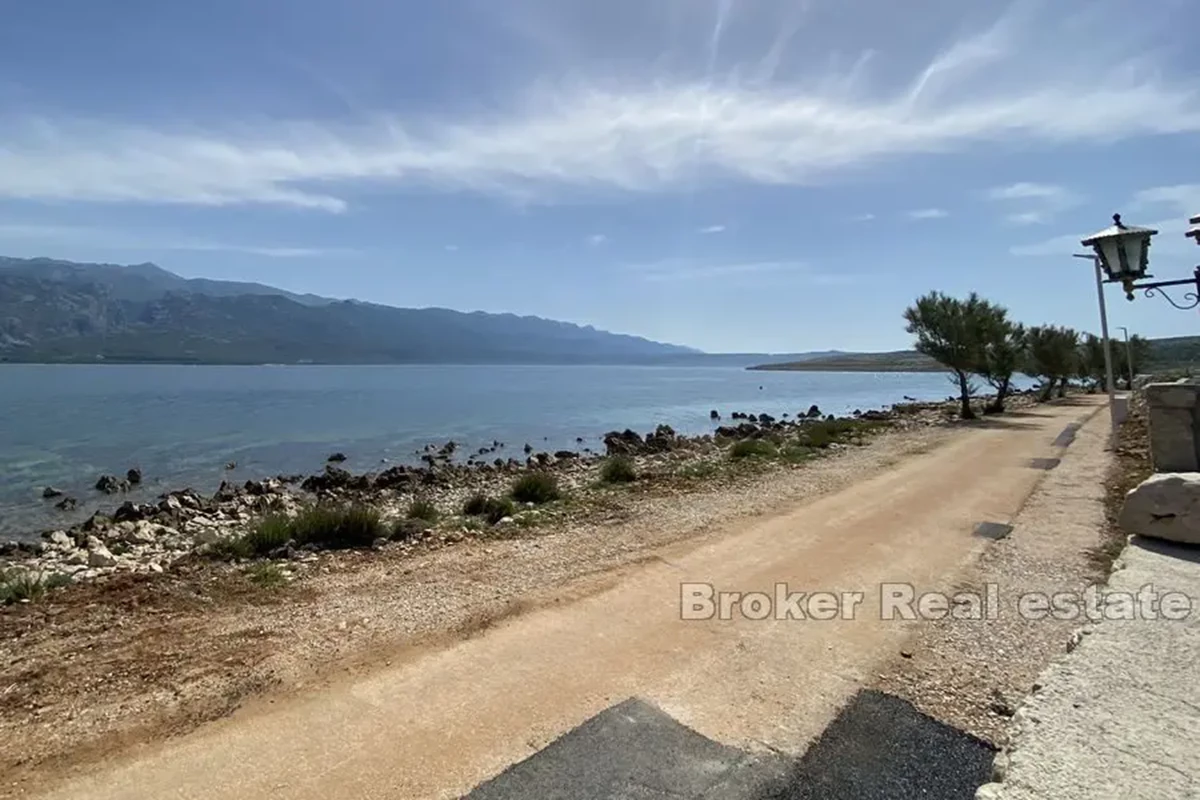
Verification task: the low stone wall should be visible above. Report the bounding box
[1145,380,1200,472]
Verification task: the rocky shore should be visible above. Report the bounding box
[0,393,1035,601]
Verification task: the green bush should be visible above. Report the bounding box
[390,518,428,542]
[730,439,778,460]
[407,497,440,522]
[208,535,253,561]
[292,504,384,549]
[511,472,561,504]
[244,562,287,588]
[482,496,516,524]
[780,444,818,464]
[600,456,638,484]
[0,569,70,604]
[462,492,490,516]
[245,514,294,555]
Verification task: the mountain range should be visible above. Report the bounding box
[0,256,833,366]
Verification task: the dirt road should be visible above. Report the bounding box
[40,399,1102,800]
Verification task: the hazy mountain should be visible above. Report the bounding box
[0,256,704,364]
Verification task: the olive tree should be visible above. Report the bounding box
[904,292,994,420]
[979,319,1025,413]
[1026,326,1080,400]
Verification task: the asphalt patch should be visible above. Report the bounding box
[757,690,996,800]
[973,521,1014,540]
[1053,422,1081,448]
[465,698,789,800]
[1028,457,1061,471]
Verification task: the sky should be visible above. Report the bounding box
[1,0,1198,353]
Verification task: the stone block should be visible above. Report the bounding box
[1119,472,1200,545]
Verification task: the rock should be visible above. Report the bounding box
[225,461,237,470]
[603,429,644,456]
[327,452,348,463]
[65,549,89,566]
[94,474,128,494]
[554,450,578,460]
[126,468,142,485]
[55,496,77,511]
[643,424,679,453]
[42,530,73,549]
[301,464,371,494]
[42,486,64,499]
[113,501,155,523]
[87,542,117,568]
[148,562,164,574]
[81,511,111,531]
[710,409,720,420]
[1118,472,1200,544]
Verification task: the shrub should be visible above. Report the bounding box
[1,569,54,604]
[293,504,384,549]
[511,472,561,504]
[780,444,818,464]
[245,514,294,555]
[390,518,428,542]
[600,456,638,484]
[730,439,778,460]
[208,535,253,561]
[482,496,516,524]
[462,493,490,516]
[244,562,287,588]
[407,497,440,523]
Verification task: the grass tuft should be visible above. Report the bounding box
[730,439,778,460]
[600,456,638,484]
[511,472,561,504]
[462,493,490,516]
[407,497,440,523]
[244,562,287,588]
[482,496,516,524]
[0,569,71,605]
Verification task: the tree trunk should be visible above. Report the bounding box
[956,370,975,420]
[1056,377,1067,398]
[985,378,1010,414]
[1039,381,1054,402]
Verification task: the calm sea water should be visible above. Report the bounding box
[0,364,958,539]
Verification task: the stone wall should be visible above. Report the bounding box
[1145,380,1200,472]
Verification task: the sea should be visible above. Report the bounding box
[0,364,961,540]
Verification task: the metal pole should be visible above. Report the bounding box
[1118,325,1134,389]
[1093,256,1119,442]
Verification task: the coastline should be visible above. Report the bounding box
[0,388,1048,791]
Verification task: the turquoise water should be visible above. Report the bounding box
[0,364,958,538]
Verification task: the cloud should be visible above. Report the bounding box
[1131,185,1200,217]
[627,258,854,285]
[908,208,948,220]
[852,213,876,222]
[586,233,608,246]
[698,224,726,234]
[987,182,1067,201]
[0,2,1196,211]
[987,181,1081,224]
[445,244,459,251]
[1011,217,1191,259]
[0,222,349,258]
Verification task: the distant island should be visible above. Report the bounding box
[749,350,941,372]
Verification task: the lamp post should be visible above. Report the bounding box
[1117,325,1134,389]
[1072,252,1118,439]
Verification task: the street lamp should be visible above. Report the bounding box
[1072,251,1118,440]
[1081,213,1200,309]
[1117,325,1134,389]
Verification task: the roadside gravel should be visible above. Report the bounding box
[874,398,1118,745]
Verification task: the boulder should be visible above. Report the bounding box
[55,496,77,511]
[806,405,822,418]
[327,452,348,463]
[87,541,118,568]
[603,429,644,456]
[113,500,155,523]
[1119,473,1200,545]
[94,474,128,494]
[126,468,143,485]
[42,530,73,549]
[42,486,64,499]
[710,410,720,420]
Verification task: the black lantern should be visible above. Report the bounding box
[1080,213,1158,288]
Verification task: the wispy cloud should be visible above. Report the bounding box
[987,181,1081,224]
[0,2,1195,211]
[586,233,608,246]
[0,222,350,258]
[627,258,855,285]
[1131,184,1200,217]
[698,224,726,234]
[852,213,876,222]
[908,208,948,220]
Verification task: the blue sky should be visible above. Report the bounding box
[1,0,1198,353]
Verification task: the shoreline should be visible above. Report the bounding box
[0,387,1051,794]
